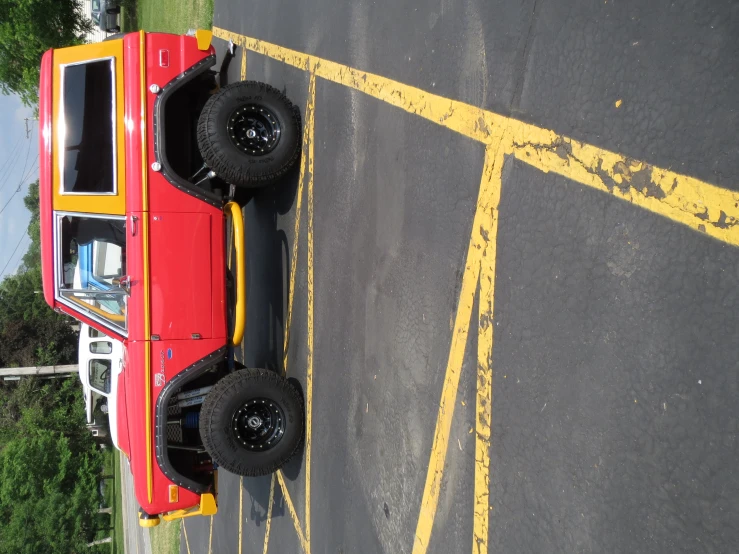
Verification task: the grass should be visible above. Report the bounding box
[150,519,182,554]
[112,449,124,554]
[123,0,214,33]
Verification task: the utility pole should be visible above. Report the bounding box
[0,364,78,378]
[24,117,37,139]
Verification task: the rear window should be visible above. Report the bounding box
[60,59,116,194]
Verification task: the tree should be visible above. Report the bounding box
[0,182,78,367]
[0,0,94,106]
[0,377,102,553]
[21,180,40,272]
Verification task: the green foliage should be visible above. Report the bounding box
[0,378,102,553]
[21,180,40,272]
[0,0,94,106]
[0,181,77,368]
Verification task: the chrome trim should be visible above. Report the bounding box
[52,210,128,337]
[58,57,118,197]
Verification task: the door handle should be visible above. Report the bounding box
[130,215,139,236]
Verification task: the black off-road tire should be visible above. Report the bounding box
[199,368,304,476]
[197,81,301,188]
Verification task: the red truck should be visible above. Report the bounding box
[39,30,304,526]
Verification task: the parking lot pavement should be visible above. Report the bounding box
[182,1,739,553]
[121,454,153,554]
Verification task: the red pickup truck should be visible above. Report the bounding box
[39,30,304,526]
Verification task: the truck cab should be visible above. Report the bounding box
[39,30,304,525]
[78,323,124,449]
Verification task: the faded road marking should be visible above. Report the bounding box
[412,133,507,554]
[473,138,507,554]
[305,69,316,554]
[276,470,309,552]
[262,473,276,554]
[213,27,739,247]
[240,47,247,81]
[182,522,191,554]
[238,476,243,553]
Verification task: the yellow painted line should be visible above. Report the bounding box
[411,134,507,554]
[238,476,243,553]
[508,132,739,246]
[283,72,316,370]
[240,47,247,80]
[208,514,213,554]
[304,69,316,554]
[183,521,192,554]
[276,470,309,552]
[212,27,739,248]
[262,473,276,554]
[472,138,508,554]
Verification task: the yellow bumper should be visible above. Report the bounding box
[161,493,218,522]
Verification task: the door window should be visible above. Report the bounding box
[90,341,113,355]
[88,359,112,395]
[57,213,128,334]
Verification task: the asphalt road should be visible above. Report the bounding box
[121,453,153,554]
[179,1,739,553]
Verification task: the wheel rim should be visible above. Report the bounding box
[227,105,281,156]
[232,398,285,451]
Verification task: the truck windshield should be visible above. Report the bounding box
[57,214,127,334]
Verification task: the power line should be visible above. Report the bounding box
[0,136,24,192]
[0,130,34,194]
[0,155,39,217]
[0,232,28,279]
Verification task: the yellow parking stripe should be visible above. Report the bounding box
[240,48,247,80]
[304,70,316,553]
[276,470,309,552]
[238,477,243,553]
[410,133,507,554]
[213,27,739,248]
[212,23,739,554]
[182,521,191,554]
[262,473,276,554]
[472,137,508,554]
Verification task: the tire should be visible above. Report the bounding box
[107,26,121,33]
[199,368,304,476]
[197,81,301,188]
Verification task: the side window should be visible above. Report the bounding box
[89,327,104,338]
[61,59,115,194]
[89,359,112,395]
[90,341,112,355]
[57,214,127,334]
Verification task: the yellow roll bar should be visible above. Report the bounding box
[225,202,245,347]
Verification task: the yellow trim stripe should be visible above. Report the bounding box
[213,28,739,248]
[139,30,153,504]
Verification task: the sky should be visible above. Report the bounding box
[0,94,40,280]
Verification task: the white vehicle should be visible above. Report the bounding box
[79,323,124,449]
